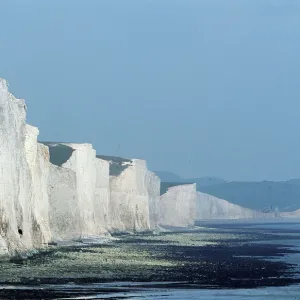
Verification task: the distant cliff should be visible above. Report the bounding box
[158,183,197,227]
[199,181,300,212]
[196,192,272,220]
[156,171,300,213]
[103,157,153,232]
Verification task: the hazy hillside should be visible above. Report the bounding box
[154,171,226,187]
[199,181,300,212]
[154,171,183,182]
[285,179,300,186]
[186,177,227,187]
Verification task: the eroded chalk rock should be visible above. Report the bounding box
[25,125,52,248]
[103,157,151,232]
[196,192,273,220]
[94,157,111,232]
[0,79,51,258]
[158,183,197,227]
[44,143,110,240]
[47,164,80,241]
[281,209,300,218]
[146,171,161,229]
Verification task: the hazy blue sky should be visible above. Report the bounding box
[1,0,300,181]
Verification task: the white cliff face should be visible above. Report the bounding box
[94,158,111,233]
[61,143,100,237]
[158,184,197,227]
[281,209,300,218]
[0,79,31,256]
[0,79,51,258]
[25,125,52,248]
[146,171,161,229]
[45,143,110,240]
[48,164,81,241]
[196,192,270,220]
[108,159,151,232]
[0,236,8,258]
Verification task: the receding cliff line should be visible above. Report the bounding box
[1,78,281,260]
[196,192,274,220]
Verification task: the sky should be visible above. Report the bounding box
[1,0,300,181]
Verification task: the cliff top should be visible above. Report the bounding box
[160,182,195,196]
[97,155,133,176]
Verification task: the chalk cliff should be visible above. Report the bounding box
[158,183,197,227]
[25,125,52,248]
[196,192,273,220]
[94,157,111,232]
[0,79,51,258]
[99,156,151,232]
[146,170,161,229]
[47,163,80,241]
[45,143,110,240]
[281,209,300,218]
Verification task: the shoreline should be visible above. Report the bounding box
[1,223,300,299]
